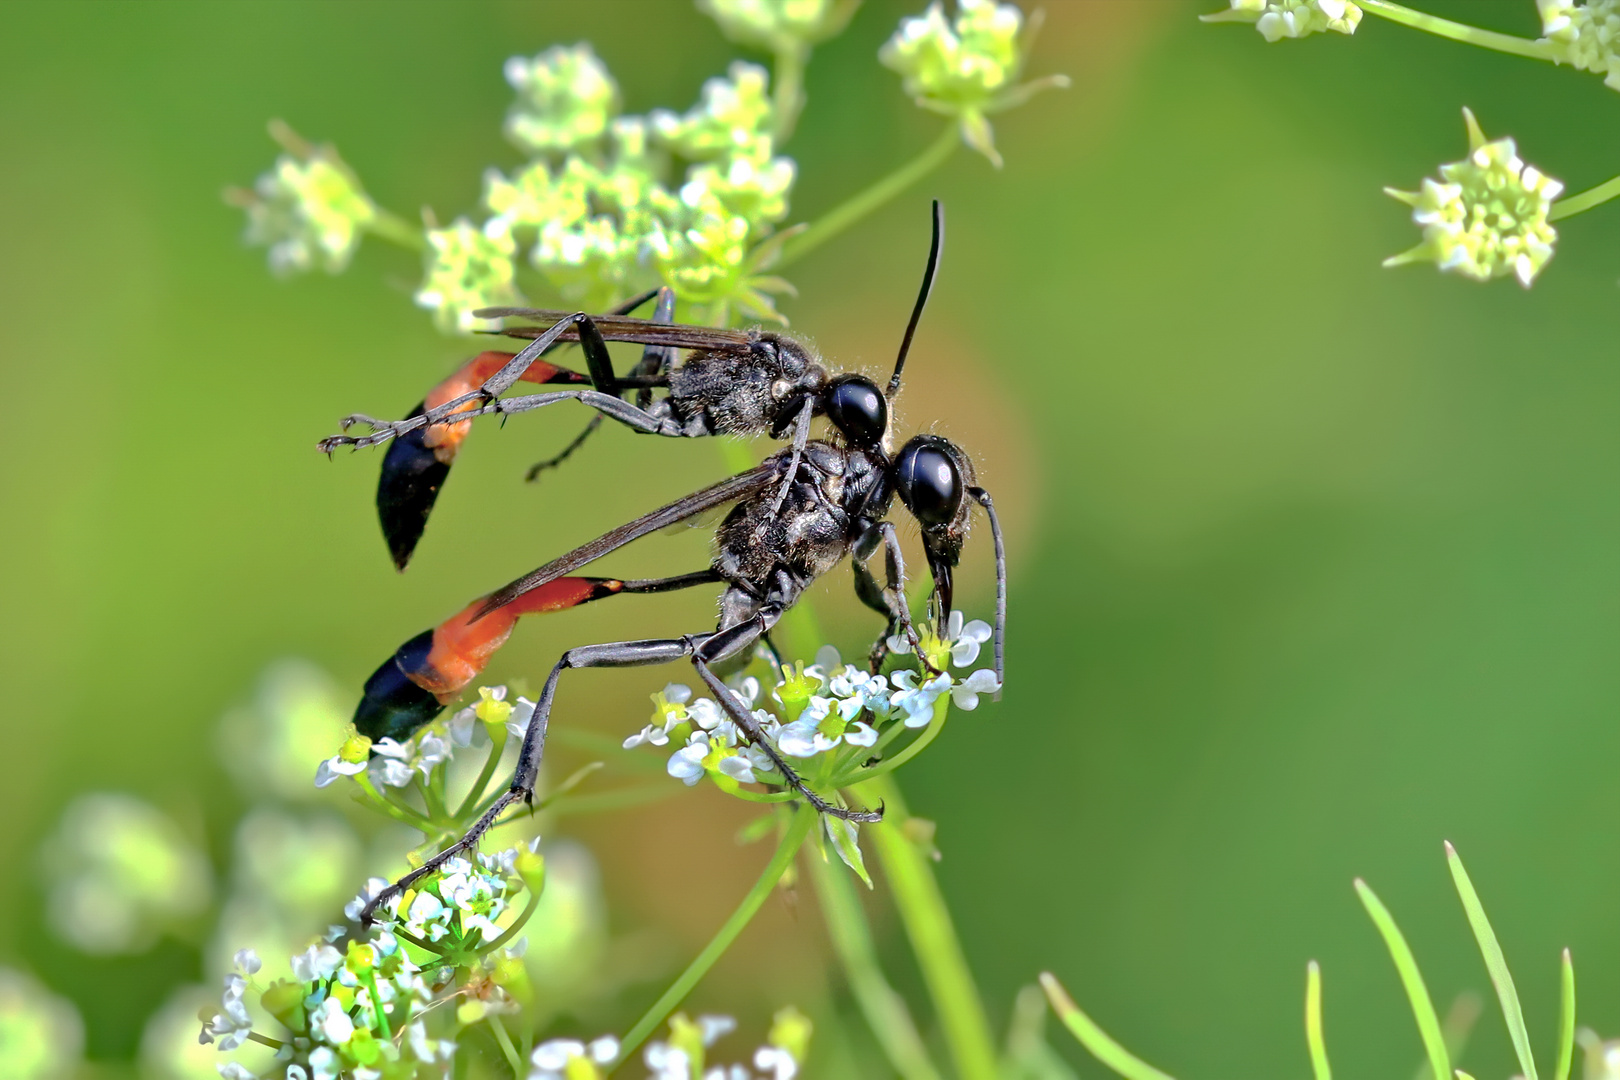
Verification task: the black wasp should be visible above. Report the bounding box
[326,203,1007,923]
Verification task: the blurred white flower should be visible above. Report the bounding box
[218,659,350,802]
[1202,0,1362,42]
[41,792,212,954]
[0,968,83,1080]
[1539,1,1620,90]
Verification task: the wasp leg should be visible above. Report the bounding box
[852,522,932,676]
[526,287,678,481]
[359,604,880,924]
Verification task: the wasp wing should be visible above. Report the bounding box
[475,307,757,354]
[474,462,775,619]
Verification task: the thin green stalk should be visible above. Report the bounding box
[1358,1,1556,61]
[832,697,949,787]
[853,774,999,1080]
[545,782,685,819]
[1040,972,1176,1080]
[488,1014,525,1079]
[362,970,392,1041]
[772,44,809,144]
[1551,174,1620,220]
[1306,961,1331,1080]
[1554,949,1576,1080]
[355,775,435,831]
[776,124,958,270]
[808,853,945,1080]
[1445,842,1537,1080]
[484,881,545,954]
[1355,878,1450,1080]
[454,727,509,819]
[609,807,815,1072]
[366,207,428,251]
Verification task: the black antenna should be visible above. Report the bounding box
[886,200,944,400]
[968,485,1005,697]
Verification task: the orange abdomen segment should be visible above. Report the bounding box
[420,351,588,458]
[413,577,624,699]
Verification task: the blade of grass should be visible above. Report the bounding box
[1554,949,1576,1080]
[1039,973,1177,1080]
[1306,961,1331,1080]
[1355,878,1450,1080]
[1445,841,1538,1080]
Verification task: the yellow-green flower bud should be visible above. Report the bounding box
[259,979,306,1032]
[474,686,514,730]
[416,219,521,335]
[344,940,376,976]
[338,732,371,764]
[1384,109,1563,288]
[697,0,859,53]
[504,44,620,155]
[767,1005,813,1065]
[516,847,547,895]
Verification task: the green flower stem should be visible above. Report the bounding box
[609,806,815,1072]
[364,207,428,251]
[832,698,950,788]
[1550,174,1620,220]
[776,124,958,270]
[488,1013,525,1079]
[362,970,392,1041]
[1357,1,1555,61]
[546,782,686,819]
[392,926,446,956]
[851,774,1000,1080]
[772,44,809,144]
[808,852,945,1080]
[246,1031,287,1051]
[454,728,510,819]
[484,881,545,954]
[355,775,434,831]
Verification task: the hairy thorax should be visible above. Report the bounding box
[713,441,890,589]
[668,335,827,437]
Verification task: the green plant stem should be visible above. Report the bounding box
[488,1014,524,1079]
[362,971,392,1041]
[1040,972,1176,1080]
[366,207,428,251]
[852,774,999,1080]
[772,44,809,144]
[484,882,545,954]
[777,124,958,270]
[1355,878,1450,1080]
[833,697,950,788]
[808,853,945,1080]
[545,782,685,819]
[609,807,815,1072]
[1551,174,1620,220]
[1306,961,1331,1080]
[454,728,509,819]
[1358,1,1556,61]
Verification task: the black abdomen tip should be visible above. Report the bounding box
[377,404,450,572]
[353,629,443,742]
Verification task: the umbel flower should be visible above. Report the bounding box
[1383,109,1563,287]
[1200,0,1362,42]
[1538,0,1620,90]
[226,121,376,275]
[697,0,860,54]
[880,0,1068,166]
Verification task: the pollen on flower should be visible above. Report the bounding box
[1538,0,1620,91]
[228,123,377,276]
[880,0,1067,165]
[1201,0,1362,42]
[1383,109,1564,288]
[415,219,522,334]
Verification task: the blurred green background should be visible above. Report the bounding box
[3,0,1618,1076]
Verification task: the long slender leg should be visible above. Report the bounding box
[757,399,813,531]
[527,288,678,479]
[851,522,931,675]
[359,609,879,924]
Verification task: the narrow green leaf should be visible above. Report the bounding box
[1553,949,1576,1080]
[1306,961,1331,1080]
[824,815,873,888]
[1445,841,1538,1080]
[1355,878,1451,1080]
[1039,973,1177,1080]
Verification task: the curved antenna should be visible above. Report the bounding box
[967,485,1006,696]
[886,199,944,400]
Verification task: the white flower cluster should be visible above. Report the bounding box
[234,125,377,275]
[529,1011,804,1080]
[1539,1,1620,90]
[1384,109,1564,287]
[479,47,799,321]
[880,0,1066,165]
[0,967,85,1080]
[697,0,858,54]
[622,611,1000,793]
[1201,0,1362,42]
[203,843,539,1080]
[314,685,533,790]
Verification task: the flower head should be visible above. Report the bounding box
[529,1034,618,1080]
[697,0,859,53]
[416,218,521,334]
[1538,1,1620,91]
[504,44,620,155]
[1384,109,1563,288]
[880,0,1068,165]
[1201,0,1362,42]
[230,122,376,275]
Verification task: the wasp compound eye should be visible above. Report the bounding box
[825,375,888,448]
[354,628,445,743]
[894,437,962,526]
